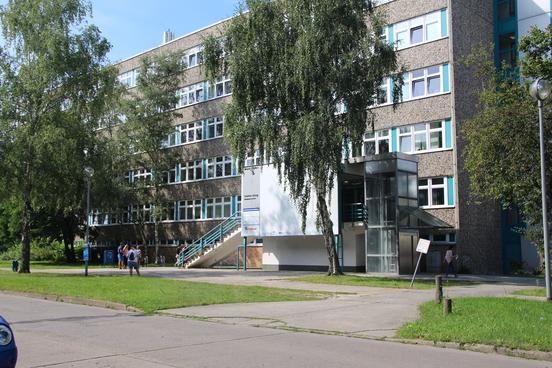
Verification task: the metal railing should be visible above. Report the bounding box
[176,211,241,267]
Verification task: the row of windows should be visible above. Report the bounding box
[90,196,242,226]
[126,155,236,186]
[375,64,449,106]
[390,9,446,50]
[175,76,232,108]
[164,117,224,147]
[361,119,452,156]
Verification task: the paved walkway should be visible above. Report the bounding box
[1,266,542,338]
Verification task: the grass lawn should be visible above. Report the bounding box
[0,260,110,269]
[398,297,552,352]
[513,288,546,297]
[0,271,328,313]
[290,274,471,290]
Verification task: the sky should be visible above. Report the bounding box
[89,0,241,63]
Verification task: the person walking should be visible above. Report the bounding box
[122,244,129,269]
[444,245,457,278]
[117,244,124,269]
[127,246,140,276]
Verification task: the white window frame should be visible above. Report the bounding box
[178,199,202,221]
[180,160,203,182]
[207,117,224,139]
[184,45,204,69]
[398,120,446,154]
[176,82,205,108]
[394,10,443,50]
[208,76,232,99]
[363,130,391,156]
[179,121,203,144]
[429,232,456,244]
[418,177,452,209]
[205,197,232,219]
[206,155,233,179]
[160,202,176,222]
[404,65,443,101]
[118,69,139,88]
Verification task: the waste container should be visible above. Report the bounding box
[11,259,18,272]
[103,250,114,265]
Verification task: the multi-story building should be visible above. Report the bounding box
[92,0,550,274]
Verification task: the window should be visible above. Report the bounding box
[430,232,456,244]
[375,78,390,105]
[419,177,452,208]
[176,82,205,108]
[160,202,176,221]
[499,32,517,67]
[132,168,152,185]
[118,69,139,88]
[205,197,232,219]
[363,130,390,156]
[166,166,178,184]
[180,121,203,144]
[184,45,203,68]
[208,76,232,99]
[207,117,224,139]
[405,65,443,99]
[245,150,262,167]
[206,156,233,179]
[394,10,444,49]
[178,200,202,221]
[180,160,202,182]
[497,0,515,20]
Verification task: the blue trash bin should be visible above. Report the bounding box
[103,250,114,265]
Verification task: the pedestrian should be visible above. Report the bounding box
[122,244,129,269]
[127,246,140,276]
[117,243,124,269]
[444,245,457,278]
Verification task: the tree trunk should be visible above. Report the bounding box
[60,214,77,263]
[316,191,342,275]
[19,166,32,273]
[154,220,160,264]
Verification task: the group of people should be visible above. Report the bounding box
[117,244,141,276]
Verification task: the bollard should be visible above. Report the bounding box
[443,298,453,315]
[435,275,443,304]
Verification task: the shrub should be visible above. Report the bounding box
[0,238,67,262]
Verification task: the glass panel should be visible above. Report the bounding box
[364,141,376,155]
[432,178,444,185]
[427,66,440,75]
[430,131,443,149]
[426,22,440,41]
[408,173,417,199]
[412,79,425,97]
[398,172,408,197]
[419,188,428,206]
[430,121,442,129]
[400,135,412,152]
[427,76,441,94]
[378,139,389,154]
[410,25,423,44]
[397,30,408,48]
[432,187,445,205]
[414,132,427,151]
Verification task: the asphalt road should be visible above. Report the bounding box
[1,293,550,368]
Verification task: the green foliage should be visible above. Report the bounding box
[399,297,552,352]
[0,238,76,262]
[0,201,21,251]
[290,275,471,289]
[0,0,117,270]
[519,24,552,80]
[0,271,328,313]
[462,29,552,259]
[203,0,402,273]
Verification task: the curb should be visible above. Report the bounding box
[386,338,552,362]
[0,290,142,313]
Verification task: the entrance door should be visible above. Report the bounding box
[398,232,418,275]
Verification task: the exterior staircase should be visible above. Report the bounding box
[176,211,243,269]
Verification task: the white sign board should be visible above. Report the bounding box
[416,238,431,254]
[242,169,261,237]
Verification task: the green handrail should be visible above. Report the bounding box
[177,211,241,267]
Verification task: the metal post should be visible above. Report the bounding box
[243,237,247,271]
[85,177,90,277]
[538,99,551,301]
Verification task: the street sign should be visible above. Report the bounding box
[411,238,431,287]
[416,238,431,254]
[83,247,89,262]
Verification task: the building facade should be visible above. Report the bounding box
[92,0,550,273]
